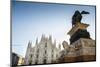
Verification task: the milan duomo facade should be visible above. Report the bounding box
[24,35,61,65]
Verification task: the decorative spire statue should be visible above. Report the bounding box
[49,35,52,41]
[36,38,38,45]
[54,40,56,46]
[28,41,32,48]
[41,34,45,41]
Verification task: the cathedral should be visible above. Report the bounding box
[24,35,61,65]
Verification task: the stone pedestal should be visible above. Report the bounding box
[59,22,96,63]
[59,38,96,63]
[68,22,90,44]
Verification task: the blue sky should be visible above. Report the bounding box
[12,1,96,57]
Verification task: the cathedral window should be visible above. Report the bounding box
[52,50,53,55]
[35,60,38,64]
[45,51,46,55]
[51,50,54,59]
[51,59,53,63]
[29,54,32,65]
[52,54,53,58]
[37,49,39,53]
[36,54,38,59]
[30,54,32,58]
[56,54,58,58]
[43,59,46,64]
[36,49,39,59]
[45,42,47,47]
[52,49,53,52]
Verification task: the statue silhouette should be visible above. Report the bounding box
[72,10,89,27]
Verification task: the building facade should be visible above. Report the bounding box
[12,52,24,66]
[12,53,19,66]
[24,35,61,65]
[18,55,24,65]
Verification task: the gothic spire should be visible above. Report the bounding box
[41,34,45,41]
[54,39,56,47]
[35,38,38,45]
[28,40,32,48]
[49,35,52,41]
[58,44,61,50]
